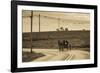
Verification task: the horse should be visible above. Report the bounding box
[58,40,64,51]
[58,40,71,51]
[64,40,72,51]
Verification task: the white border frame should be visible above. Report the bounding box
[17,5,94,68]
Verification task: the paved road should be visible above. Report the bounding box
[23,48,90,61]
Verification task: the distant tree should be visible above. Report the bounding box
[60,27,64,31]
[82,29,86,31]
[56,28,59,31]
[65,28,68,31]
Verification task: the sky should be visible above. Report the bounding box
[22,10,90,32]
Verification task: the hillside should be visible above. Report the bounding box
[22,31,90,49]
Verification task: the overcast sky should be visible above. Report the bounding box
[22,10,90,32]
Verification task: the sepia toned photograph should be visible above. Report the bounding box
[11,1,97,72]
[22,10,90,62]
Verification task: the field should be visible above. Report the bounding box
[22,31,90,62]
[22,31,90,49]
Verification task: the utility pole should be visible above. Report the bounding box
[30,11,33,53]
[58,18,60,28]
[39,14,40,32]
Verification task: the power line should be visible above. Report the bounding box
[23,14,89,24]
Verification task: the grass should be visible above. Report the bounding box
[22,51,45,62]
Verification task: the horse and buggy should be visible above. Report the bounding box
[58,40,71,51]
